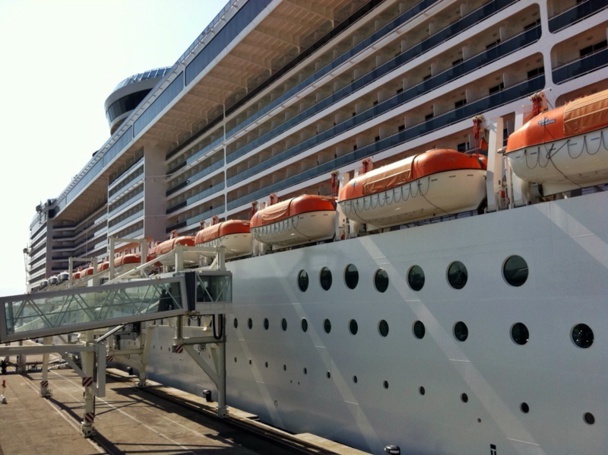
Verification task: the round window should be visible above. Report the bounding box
[447,261,468,289]
[454,321,468,341]
[374,269,389,292]
[320,267,332,291]
[298,270,309,292]
[344,264,359,289]
[408,265,425,291]
[349,319,358,335]
[503,255,528,287]
[572,323,593,348]
[511,322,529,345]
[413,321,425,339]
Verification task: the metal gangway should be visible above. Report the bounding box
[0,268,232,436]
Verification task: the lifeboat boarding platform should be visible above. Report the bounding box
[0,255,232,437]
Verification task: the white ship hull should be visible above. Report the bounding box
[339,169,487,228]
[137,191,608,455]
[507,127,608,195]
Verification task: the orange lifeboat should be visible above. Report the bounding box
[338,149,487,228]
[250,195,337,248]
[154,231,198,266]
[195,220,252,258]
[505,88,608,195]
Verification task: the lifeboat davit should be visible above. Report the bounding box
[154,233,198,266]
[338,149,487,228]
[505,89,608,195]
[250,195,337,248]
[195,220,252,258]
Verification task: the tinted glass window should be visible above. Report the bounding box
[374,269,389,292]
[408,265,425,291]
[320,267,332,291]
[454,321,468,341]
[572,323,593,348]
[447,261,468,289]
[503,255,528,286]
[298,270,309,292]
[344,264,359,289]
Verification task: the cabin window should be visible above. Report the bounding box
[378,320,389,337]
[344,264,359,289]
[374,269,389,292]
[454,321,468,341]
[324,319,332,334]
[247,318,253,330]
[413,321,425,339]
[281,318,287,331]
[263,318,269,330]
[320,267,332,290]
[233,318,238,329]
[301,318,308,332]
[572,323,593,348]
[407,265,425,291]
[349,319,358,335]
[503,255,528,286]
[447,261,468,289]
[298,270,309,292]
[511,322,529,345]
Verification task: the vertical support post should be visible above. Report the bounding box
[217,320,227,418]
[109,237,116,280]
[81,331,96,437]
[16,340,26,374]
[40,336,52,397]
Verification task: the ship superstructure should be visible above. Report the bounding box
[25,1,608,453]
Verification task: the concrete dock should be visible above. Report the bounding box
[0,368,347,455]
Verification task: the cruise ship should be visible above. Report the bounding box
[25,0,608,453]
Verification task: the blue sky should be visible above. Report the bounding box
[0,0,227,295]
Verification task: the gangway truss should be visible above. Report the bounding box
[0,271,232,343]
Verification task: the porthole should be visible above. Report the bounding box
[374,269,389,292]
[320,267,332,291]
[419,386,425,395]
[461,393,469,403]
[303,367,307,375]
[454,321,468,341]
[349,319,358,335]
[283,364,287,371]
[353,375,358,383]
[281,318,287,331]
[511,322,529,345]
[298,270,309,292]
[344,264,359,289]
[413,321,425,339]
[265,361,268,368]
[301,318,308,332]
[447,261,468,289]
[326,371,331,379]
[378,320,389,337]
[383,380,389,389]
[584,412,595,425]
[263,318,269,330]
[233,318,238,329]
[572,323,593,348]
[324,319,332,334]
[503,255,528,287]
[520,402,529,414]
[407,265,425,291]
[247,318,253,330]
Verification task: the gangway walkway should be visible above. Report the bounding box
[0,271,231,344]
[0,269,232,437]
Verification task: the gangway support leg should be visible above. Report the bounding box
[81,331,96,438]
[40,336,52,398]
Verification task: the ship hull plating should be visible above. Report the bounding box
[142,191,608,455]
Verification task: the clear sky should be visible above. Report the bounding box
[0,0,227,296]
